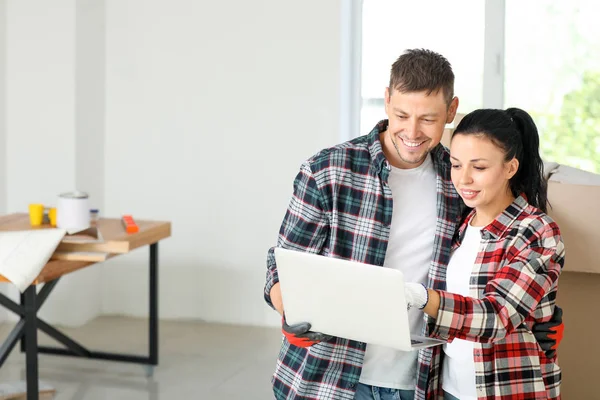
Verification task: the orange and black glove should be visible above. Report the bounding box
[282,315,333,348]
[533,306,564,359]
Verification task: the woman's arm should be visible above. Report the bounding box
[423,289,441,317]
[424,221,564,343]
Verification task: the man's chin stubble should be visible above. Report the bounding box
[400,151,428,165]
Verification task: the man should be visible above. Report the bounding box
[264,49,562,400]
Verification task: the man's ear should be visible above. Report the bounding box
[446,97,459,124]
[384,87,391,115]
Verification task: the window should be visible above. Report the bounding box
[504,0,600,173]
[360,0,485,134]
[359,1,600,173]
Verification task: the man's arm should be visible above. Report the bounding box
[264,161,329,311]
[269,282,284,316]
[263,162,333,348]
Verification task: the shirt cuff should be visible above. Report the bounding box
[264,270,280,309]
[431,290,467,340]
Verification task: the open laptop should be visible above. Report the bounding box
[274,247,446,351]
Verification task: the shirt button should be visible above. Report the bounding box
[349,383,356,389]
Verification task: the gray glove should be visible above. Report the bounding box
[533,306,563,359]
[282,314,333,348]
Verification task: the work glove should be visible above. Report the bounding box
[282,314,333,348]
[405,282,429,310]
[533,306,564,359]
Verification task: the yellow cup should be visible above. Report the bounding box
[48,207,57,227]
[29,204,44,226]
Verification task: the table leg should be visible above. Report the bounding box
[148,243,158,377]
[20,292,26,353]
[23,286,39,400]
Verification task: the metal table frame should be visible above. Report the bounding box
[0,243,159,400]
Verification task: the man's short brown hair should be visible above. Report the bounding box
[389,49,455,106]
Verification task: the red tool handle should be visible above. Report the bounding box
[121,215,139,234]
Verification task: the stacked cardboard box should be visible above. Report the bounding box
[545,165,600,399]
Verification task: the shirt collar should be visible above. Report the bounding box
[367,120,389,173]
[367,119,449,175]
[458,195,530,241]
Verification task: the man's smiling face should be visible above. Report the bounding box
[383,88,457,169]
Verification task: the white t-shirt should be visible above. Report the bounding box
[442,222,483,400]
[359,155,437,390]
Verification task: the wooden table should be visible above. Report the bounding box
[0,213,171,400]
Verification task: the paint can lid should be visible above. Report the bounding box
[59,190,89,199]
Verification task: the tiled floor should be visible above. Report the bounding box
[0,317,282,399]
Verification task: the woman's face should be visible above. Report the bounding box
[450,133,518,212]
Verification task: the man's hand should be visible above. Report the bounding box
[533,306,564,359]
[282,315,333,348]
[270,282,284,316]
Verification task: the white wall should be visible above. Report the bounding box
[100,0,343,327]
[76,0,105,205]
[6,1,75,209]
[0,0,7,322]
[2,0,105,326]
[5,0,81,325]
[0,0,343,328]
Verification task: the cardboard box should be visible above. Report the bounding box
[543,163,600,399]
[556,271,599,399]
[441,113,465,148]
[545,164,600,273]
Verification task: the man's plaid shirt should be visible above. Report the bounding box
[420,195,564,399]
[264,120,463,399]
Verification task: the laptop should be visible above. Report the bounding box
[274,247,446,351]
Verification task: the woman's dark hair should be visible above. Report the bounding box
[451,108,548,213]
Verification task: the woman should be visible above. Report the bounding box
[405,108,564,399]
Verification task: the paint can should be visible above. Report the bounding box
[57,191,90,233]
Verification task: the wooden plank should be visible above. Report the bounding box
[0,213,171,285]
[0,380,55,400]
[37,260,96,283]
[0,213,171,254]
[0,259,95,285]
[51,251,111,262]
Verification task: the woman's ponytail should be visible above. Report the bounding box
[505,108,548,213]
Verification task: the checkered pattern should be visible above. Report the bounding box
[418,196,564,399]
[264,120,463,400]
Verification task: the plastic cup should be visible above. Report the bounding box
[49,207,57,227]
[29,204,44,226]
